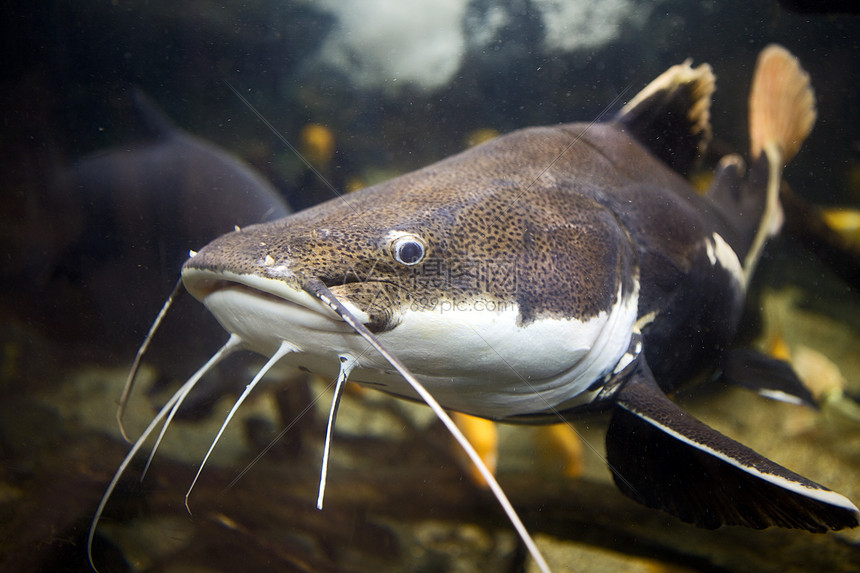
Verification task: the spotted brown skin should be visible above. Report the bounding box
[187,127,649,320]
[186,122,733,392]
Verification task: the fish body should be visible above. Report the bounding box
[54,89,290,287]
[92,46,859,571]
[180,47,858,532]
[186,119,742,419]
[13,90,290,368]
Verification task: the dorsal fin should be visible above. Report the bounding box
[130,87,180,142]
[614,60,715,176]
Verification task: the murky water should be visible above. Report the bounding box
[2,1,859,571]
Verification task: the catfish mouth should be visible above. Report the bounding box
[182,267,356,330]
[181,266,401,343]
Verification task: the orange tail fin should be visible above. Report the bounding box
[743,45,816,278]
[749,44,816,164]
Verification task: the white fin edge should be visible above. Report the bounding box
[742,142,784,282]
[620,402,860,515]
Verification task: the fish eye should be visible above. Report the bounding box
[392,235,425,266]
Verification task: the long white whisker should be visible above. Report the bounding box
[317,354,356,510]
[185,340,297,513]
[226,343,375,494]
[224,378,334,492]
[88,334,243,573]
[117,279,185,442]
[304,279,551,573]
[140,386,193,481]
[141,349,232,481]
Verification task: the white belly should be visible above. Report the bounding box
[200,277,638,419]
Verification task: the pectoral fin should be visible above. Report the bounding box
[606,358,859,532]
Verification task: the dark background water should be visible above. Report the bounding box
[1,1,859,572]
[5,0,859,207]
